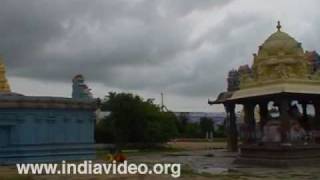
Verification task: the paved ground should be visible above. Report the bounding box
[127,149,320,180]
[1,142,320,179]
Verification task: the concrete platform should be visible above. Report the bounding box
[235,144,320,167]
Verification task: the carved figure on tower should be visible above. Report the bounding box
[227,69,240,91]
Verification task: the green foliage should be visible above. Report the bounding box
[175,114,211,138]
[214,124,226,138]
[175,113,189,135]
[95,116,115,143]
[184,123,201,138]
[175,114,217,138]
[95,92,178,145]
[199,117,214,137]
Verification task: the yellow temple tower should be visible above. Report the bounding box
[0,56,11,92]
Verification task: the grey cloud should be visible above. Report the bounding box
[0,0,232,84]
[1,0,320,112]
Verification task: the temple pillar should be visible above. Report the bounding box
[314,102,320,129]
[243,103,256,143]
[259,102,269,132]
[278,98,290,143]
[302,102,308,120]
[300,101,311,131]
[224,103,238,152]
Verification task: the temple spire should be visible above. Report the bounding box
[0,55,11,92]
[276,21,282,31]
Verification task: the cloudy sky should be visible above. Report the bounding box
[0,0,319,112]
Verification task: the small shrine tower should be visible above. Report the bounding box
[0,56,10,92]
[72,74,93,99]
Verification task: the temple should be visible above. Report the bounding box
[209,21,320,166]
[0,57,97,164]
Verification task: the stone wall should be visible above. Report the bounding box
[0,96,97,164]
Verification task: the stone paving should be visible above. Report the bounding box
[128,148,320,179]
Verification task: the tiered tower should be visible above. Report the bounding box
[72,74,93,99]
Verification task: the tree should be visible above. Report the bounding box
[175,113,203,138]
[184,123,201,138]
[214,119,226,137]
[96,92,178,147]
[95,116,115,143]
[175,113,189,135]
[200,117,214,138]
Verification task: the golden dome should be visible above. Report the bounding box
[258,22,304,56]
[238,21,312,89]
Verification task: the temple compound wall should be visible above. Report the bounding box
[0,108,94,147]
[0,58,97,164]
[0,98,97,164]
